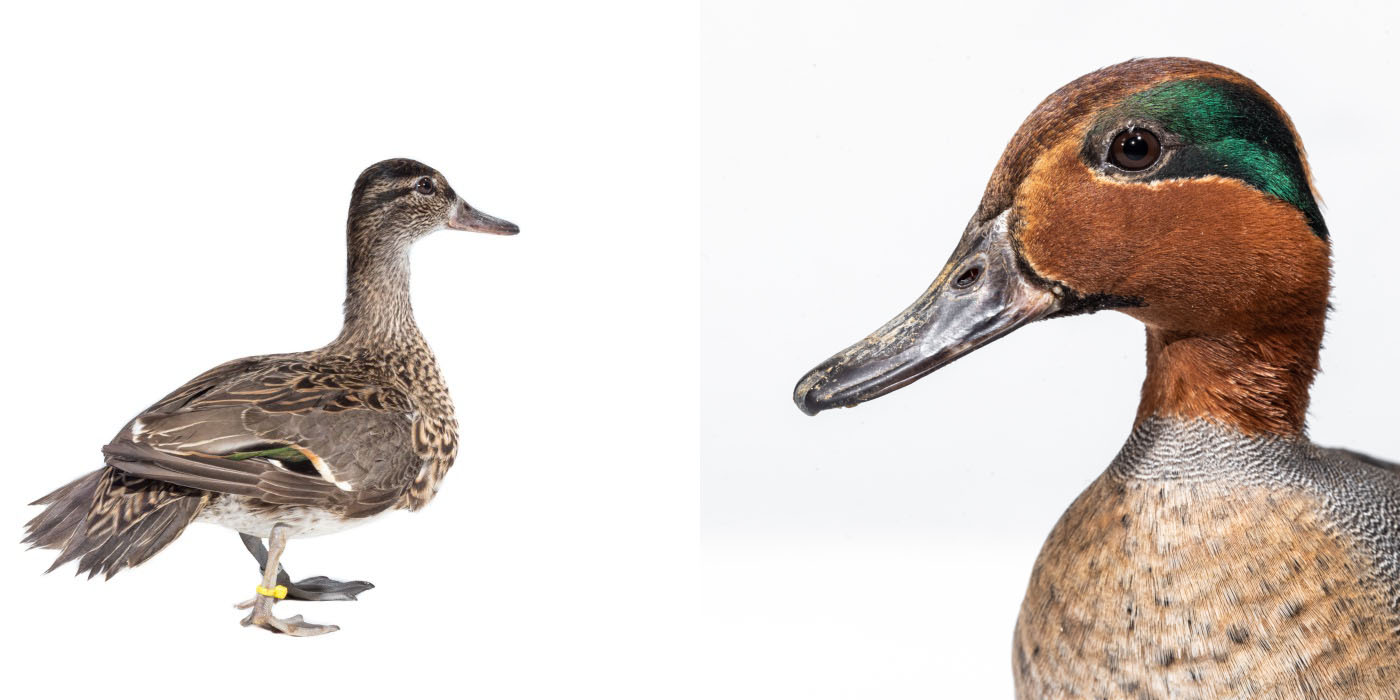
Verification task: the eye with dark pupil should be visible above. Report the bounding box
[1109,128,1161,171]
[953,266,981,289]
[415,178,436,195]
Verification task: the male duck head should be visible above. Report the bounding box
[794,58,1330,436]
[348,158,519,244]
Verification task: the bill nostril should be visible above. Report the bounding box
[953,266,981,289]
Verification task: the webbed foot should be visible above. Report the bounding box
[240,608,339,636]
[240,532,374,601]
[283,575,375,601]
[236,524,340,636]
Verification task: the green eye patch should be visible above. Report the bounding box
[1086,78,1326,239]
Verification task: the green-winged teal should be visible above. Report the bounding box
[795,58,1400,696]
[25,158,518,635]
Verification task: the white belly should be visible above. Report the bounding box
[197,494,382,538]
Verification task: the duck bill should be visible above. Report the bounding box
[793,211,1060,416]
[447,199,520,235]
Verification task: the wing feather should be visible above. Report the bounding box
[106,354,423,513]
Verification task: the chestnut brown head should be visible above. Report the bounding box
[795,58,1329,428]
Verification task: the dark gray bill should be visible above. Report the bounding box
[793,211,1060,416]
[447,199,520,235]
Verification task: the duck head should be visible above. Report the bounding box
[794,58,1330,436]
[334,158,519,345]
[348,158,519,245]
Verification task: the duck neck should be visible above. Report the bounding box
[331,230,421,351]
[1135,320,1323,437]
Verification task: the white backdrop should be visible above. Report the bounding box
[702,1,1400,698]
[2,2,697,698]
[7,1,1399,697]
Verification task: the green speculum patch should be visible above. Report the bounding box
[1090,78,1327,239]
[225,446,310,462]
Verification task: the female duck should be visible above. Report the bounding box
[25,158,518,635]
[796,58,1400,696]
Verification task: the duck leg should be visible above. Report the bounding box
[236,524,339,636]
[240,532,375,601]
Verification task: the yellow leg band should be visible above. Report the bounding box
[256,584,288,600]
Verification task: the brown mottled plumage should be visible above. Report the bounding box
[794,58,1399,696]
[24,158,518,634]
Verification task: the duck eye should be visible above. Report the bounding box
[1108,128,1161,171]
[414,177,436,195]
[952,265,981,289]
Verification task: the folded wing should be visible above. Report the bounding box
[106,354,424,517]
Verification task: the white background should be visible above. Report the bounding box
[7,2,1400,698]
[2,2,697,698]
[703,1,1399,698]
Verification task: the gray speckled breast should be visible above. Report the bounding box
[1013,418,1400,699]
[1110,418,1400,614]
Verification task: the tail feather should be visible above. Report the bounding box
[24,467,206,579]
[24,472,100,551]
